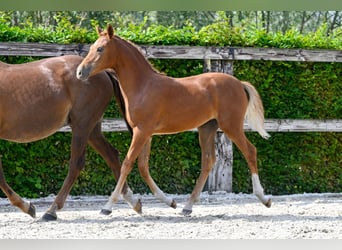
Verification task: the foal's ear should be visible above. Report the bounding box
[96,26,103,36]
[107,24,114,39]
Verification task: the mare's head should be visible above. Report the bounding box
[77,24,116,80]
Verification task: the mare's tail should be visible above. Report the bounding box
[105,70,133,135]
[241,81,270,139]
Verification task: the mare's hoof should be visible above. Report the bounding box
[100,209,112,215]
[133,199,142,214]
[265,198,272,208]
[170,199,177,209]
[41,212,57,221]
[181,208,192,216]
[28,202,36,218]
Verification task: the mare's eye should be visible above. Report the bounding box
[97,47,104,53]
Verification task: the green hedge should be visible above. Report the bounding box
[0,16,341,197]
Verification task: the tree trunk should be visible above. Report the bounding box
[203,59,234,193]
[207,132,233,192]
[300,11,306,34]
[328,11,339,35]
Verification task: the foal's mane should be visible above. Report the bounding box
[114,35,162,75]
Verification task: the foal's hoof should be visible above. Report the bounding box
[181,208,192,216]
[264,198,272,208]
[41,212,57,221]
[100,208,112,216]
[27,202,36,218]
[170,199,177,209]
[133,199,142,214]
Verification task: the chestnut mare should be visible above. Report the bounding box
[0,55,141,221]
[77,25,271,216]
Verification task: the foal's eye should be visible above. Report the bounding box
[97,47,104,53]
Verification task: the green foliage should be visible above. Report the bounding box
[232,132,342,195]
[232,58,341,195]
[234,61,342,119]
[198,20,245,46]
[0,134,70,198]
[0,16,341,198]
[0,13,94,44]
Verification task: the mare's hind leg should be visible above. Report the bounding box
[42,130,88,221]
[87,123,142,214]
[0,158,36,218]
[221,125,271,207]
[137,138,176,208]
[182,120,218,215]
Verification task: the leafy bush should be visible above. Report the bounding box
[0,16,341,197]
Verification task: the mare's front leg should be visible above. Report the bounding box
[137,138,176,208]
[0,158,36,218]
[41,133,88,221]
[101,129,150,215]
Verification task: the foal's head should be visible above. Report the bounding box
[77,24,116,80]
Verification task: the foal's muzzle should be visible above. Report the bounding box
[76,65,90,80]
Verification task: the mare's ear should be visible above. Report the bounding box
[107,24,114,39]
[96,26,103,36]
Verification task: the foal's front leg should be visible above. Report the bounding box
[137,138,176,208]
[101,130,150,215]
[87,123,142,214]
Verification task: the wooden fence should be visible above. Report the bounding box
[1,42,341,192]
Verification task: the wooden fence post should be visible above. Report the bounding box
[203,59,234,193]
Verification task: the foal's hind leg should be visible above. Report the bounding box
[182,120,218,215]
[0,158,36,218]
[137,138,176,208]
[87,123,142,214]
[221,126,271,207]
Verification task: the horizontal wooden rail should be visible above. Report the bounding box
[143,45,342,62]
[58,119,342,133]
[1,42,341,62]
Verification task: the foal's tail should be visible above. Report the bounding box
[241,81,270,139]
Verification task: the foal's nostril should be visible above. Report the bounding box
[76,69,83,80]
[76,68,84,79]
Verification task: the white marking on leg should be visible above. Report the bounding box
[252,173,269,205]
[183,193,200,212]
[153,187,174,206]
[102,186,122,211]
[102,200,113,212]
[183,201,193,212]
[122,187,139,208]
